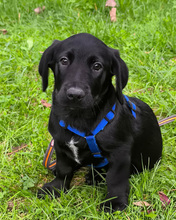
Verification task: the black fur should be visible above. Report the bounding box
[38,33,162,212]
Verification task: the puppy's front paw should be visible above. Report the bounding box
[37,183,60,199]
[101,196,128,213]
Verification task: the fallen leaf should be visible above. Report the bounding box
[0,29,7,34]
[133,201,151,207]
[105,0,117,7]
[27,38,33,50]
[34,6,46,14]
[34,7,42,14]
[7,201,14,211]
[110,7,117,22]
[158,191,171,207]
[41,99,51,108]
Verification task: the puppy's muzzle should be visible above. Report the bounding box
[66,87,85,101]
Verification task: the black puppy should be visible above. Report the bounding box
[38,33,162,212]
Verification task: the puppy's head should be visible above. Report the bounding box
[39,33,128,112]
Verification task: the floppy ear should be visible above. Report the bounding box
[110,48,129,104]
[38,40,60,91]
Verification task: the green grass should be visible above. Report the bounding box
[0,0,176,219]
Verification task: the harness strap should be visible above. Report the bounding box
[43,100,134,171]
[59,120,86,137]
[59,104,116,137]
[85,104,116,159]
[59,104,116,168]
[86,136,100,155]
[124,95,136,118]
[43,97,175,173]
[91,104,116,135]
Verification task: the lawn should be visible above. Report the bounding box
[0,0,176,219]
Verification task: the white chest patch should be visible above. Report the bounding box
[66,138,80,164]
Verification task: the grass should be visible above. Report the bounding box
[0,0,176,219]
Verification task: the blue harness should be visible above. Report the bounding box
[59,95,136,168]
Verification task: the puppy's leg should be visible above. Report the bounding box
[101,147,131,212]
[38,143,75,198]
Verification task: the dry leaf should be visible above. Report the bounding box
[41,99,51,108]
[0,29,7,34]
[105,0,117,7]
[34,7,42,14]
[133,201,151,207]
[34,6,46,14]
[110,7,117,22]
[7,201,14,211]
[158,191,171,207]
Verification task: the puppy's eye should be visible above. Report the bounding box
[92,62,102,71]
[60,57,69,65]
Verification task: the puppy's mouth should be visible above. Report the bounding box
[57,98,93,110]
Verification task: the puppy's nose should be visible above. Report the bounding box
[66,87,85,101]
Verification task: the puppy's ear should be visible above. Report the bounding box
[110,48,129,104]
[39,40,60,91]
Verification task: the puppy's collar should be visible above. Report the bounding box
[59,104,116,168]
